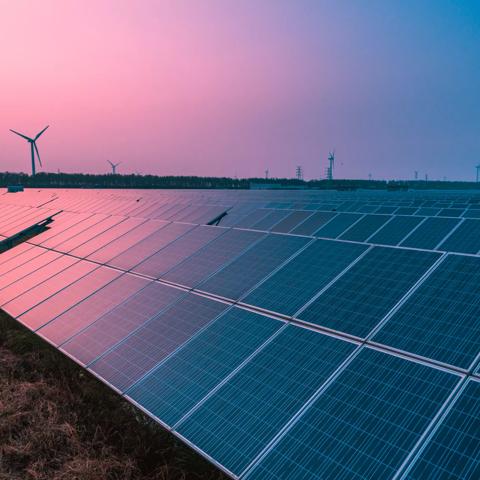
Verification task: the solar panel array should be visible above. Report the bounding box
[0,187,479,479]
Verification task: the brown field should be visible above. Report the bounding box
[0,311,226,480]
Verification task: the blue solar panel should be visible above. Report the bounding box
[242,239,368,316]
[438,219,480,254]
[368,215,424,246]
[246,348,459,480]
[400,217,460,250]
[197,234,309,300]
[176,325,357,476]
[290,211,337,236]
[339,214,390,242]
[373,255,480,369]
[89,293,229,391]
[162,228,263,287]
[403,380,480,480]
[126,307,283,426]
[314,213,362,238]
[298,247,440,338]
[61,282,185,366]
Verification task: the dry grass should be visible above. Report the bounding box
[0,311,227,480]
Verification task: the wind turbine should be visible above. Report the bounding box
[10,125,49,176]
[326,150,335,180]
[107,160,121,174]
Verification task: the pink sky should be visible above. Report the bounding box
[1,1,479,180]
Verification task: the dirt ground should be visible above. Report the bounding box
[0,311,226,480]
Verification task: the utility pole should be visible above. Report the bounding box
[296,165,303,181]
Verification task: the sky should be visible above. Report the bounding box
[0,0,479,180]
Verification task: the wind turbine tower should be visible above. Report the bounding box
[108,160,121,175]
[414,171,418,180]
[476,164,480,183]
[10,125,49,176]
[296,165,303,181]
[325,151,335,180]
[265,168,269,180]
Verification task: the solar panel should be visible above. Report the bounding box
[162,228,263,287]
[438,219,480,254]
[132,225,226,278]
[88,293,229,391]
[246,348,459,480]
[61,282,186,366]
[368,215,424,245]
[242,239,368,316]
[289,211,337,235]
[339,214,390,242]
[270,210,313,233]
[176,325,357,476]
[197,234,309,300]
[3,188,480,480]
[400,217,460,250]
[37,273,148,346]
[251,210,291,231]
[18,265,122,331]
[107,222,195,271]
[402,379,480,480]
[373,254,480,369]
[1,258,94,318]
[126,307,283,426]
[314,213,362,238]
[297,247,440,338]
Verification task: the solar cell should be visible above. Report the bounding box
[246,348,459,480]
[298,247,440,338]
[19,265,122,331]
[61,282,186,365]
[38,273,148,346]
[242,239,368,316]
[403,380,480,480]
[289,211,337,235]
[339,214,390,242]
[89,293,229,391]
[132,225,226,278]
[197,234,310,300]
[438,219,480,254]
[400,217,460,250]
[126,307,283,426]
[373,254,480,369]
[368,215,424,245]
[162,228,263,287]
[395,207,418,215]
[176,325,357,476]
[314,213,362,238]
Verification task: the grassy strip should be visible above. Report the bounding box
[0,311,226,480]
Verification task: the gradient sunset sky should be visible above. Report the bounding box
[1,0,479,180]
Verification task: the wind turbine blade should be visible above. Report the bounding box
[33,142,43,167]
[34,125,49,141]
[107,160,114,166]
[10,129,33,141]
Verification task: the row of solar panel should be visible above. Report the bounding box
[223,208,480,254]
[2,206,480,375]
[1,196,480,373]
[1,192,480,479]
[0,242,478,479]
